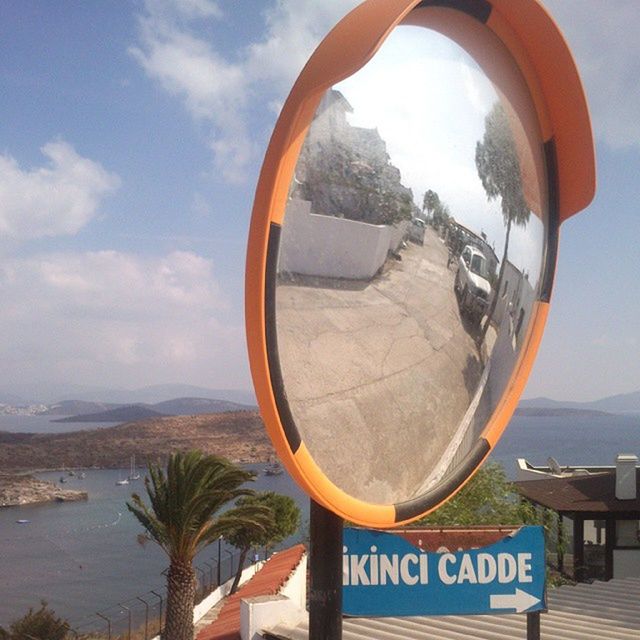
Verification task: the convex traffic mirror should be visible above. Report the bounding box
[246,0,595,527]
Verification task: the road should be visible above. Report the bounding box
[276,226,495,505]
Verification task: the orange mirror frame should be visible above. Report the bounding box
[246,0,595,527]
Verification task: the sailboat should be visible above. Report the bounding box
[115,474,129,486]
[128,455,141,481]
[115,465,129,486]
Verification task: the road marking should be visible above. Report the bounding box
[490,588,540,613]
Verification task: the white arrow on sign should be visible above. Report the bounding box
[490,589,540,613]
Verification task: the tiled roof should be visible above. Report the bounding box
[516,470,640,513]
[197,544,306,640]
[267,576,640,640]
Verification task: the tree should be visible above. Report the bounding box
[422,189,441,219]
[432,201,451,230]
[225,492,301,594]
[127,451,269,640]
[417,463,529,527]
[475,102,531,342]
[0,601,68,640]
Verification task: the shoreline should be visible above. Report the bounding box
[0,457,274,509]
[0,473,88,508]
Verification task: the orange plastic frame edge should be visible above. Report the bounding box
[245,0,595,527]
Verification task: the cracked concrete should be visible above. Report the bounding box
[275,227,493,505]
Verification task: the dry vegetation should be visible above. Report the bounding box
[0,411,275,472]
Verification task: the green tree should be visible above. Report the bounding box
[422,189,441,219]
[127,451,269,640]
[475,102,531,342]
[225,492,301,594]
[0,601,68,640]
[432,201,451,230]
[418,463,528,527]
[416,463,568,582]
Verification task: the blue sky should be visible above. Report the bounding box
[0,0,638,402]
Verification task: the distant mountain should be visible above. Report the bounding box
[0,383,257,406]
[153,397,255,415]
[520,389,640,414]
[54,405,166,423]
[50,397,256,423]
[0,411,274,471]
[40,400,122,416]
[586,390,640,413]
[56,384,257,406]
[514,407,613,417]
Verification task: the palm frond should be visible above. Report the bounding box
[126,450,268,563]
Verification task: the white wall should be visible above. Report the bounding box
[241,553,308,640]
[278,199,400,281]
[150,562,265,640]
[613,549,640,578]
[279,554,307,611]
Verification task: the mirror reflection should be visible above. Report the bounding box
[275,23,548,505]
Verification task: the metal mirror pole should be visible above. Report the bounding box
[309,499,343,640]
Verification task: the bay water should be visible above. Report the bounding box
[0,414,119,434]
[0,412,639,627]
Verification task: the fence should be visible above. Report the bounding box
[69,544,268,640]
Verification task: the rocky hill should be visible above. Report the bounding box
[0,474,87,507]
[50,397,256,423]
[0,411,274,472]
[53,404,166,423]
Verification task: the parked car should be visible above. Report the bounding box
[454,245,492,324]
[408,217,426,245]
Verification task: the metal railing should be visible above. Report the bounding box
[69,545,269,640]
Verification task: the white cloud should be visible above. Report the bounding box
[0,250,248,388]
[130,0,360,181]
[130,0,640,180]
[0,140,120,240]
[244,0,361,93]
[545,0,640,150]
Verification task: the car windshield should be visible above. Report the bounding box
[470,254,488,278]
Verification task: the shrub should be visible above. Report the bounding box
[0,601,69,640]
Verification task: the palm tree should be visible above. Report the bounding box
[127,451,269,640]
[475,102,531,343]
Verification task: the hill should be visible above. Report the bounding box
[39,400,121,416]
[520,389,640,414]
[49,397,256,423]
[55,384,257,406]
[0,411,274,472]
[514,407,613,417]
[0,383,257,406]
[53,405,166,423]
[153,397,255,415]
[0,474,87,507]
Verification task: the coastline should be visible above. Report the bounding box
[0,473,88,508]
[0,411,275,474]
[0,411,276,507]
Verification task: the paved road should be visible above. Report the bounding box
[276,227,490,505]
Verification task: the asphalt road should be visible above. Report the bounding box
[275,227,491,505]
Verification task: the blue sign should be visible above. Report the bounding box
[342,526,546,617]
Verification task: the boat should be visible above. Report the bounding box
[79,472,86,479]
[15,519,30,525]
[59,476,67,484]
[115,467,129,486]
[264,461,284,476]
[127,455,140,481]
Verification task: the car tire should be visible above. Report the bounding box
[460,285,468,315]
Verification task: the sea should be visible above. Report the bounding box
[0,411,639,627]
